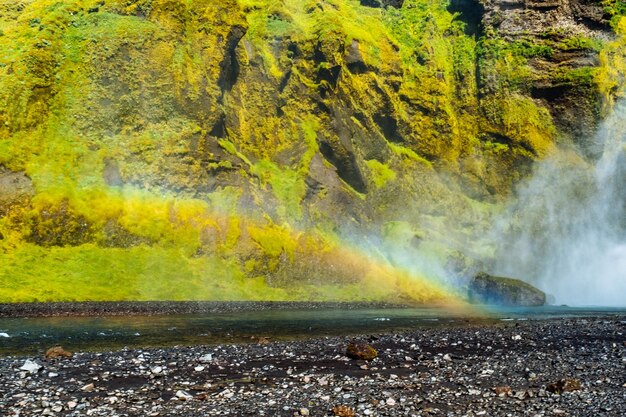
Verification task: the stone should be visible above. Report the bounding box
[175,390,193,401]
[547,378,582,394]
[332,405,356,417]
[199,354,213,363]
[20,360,42,373]
[45,346,73,360]
[493,386,512,396]
[346,342,378,361]
[299,408,310,416]
[81,383,95,392]
[468,272,546,306]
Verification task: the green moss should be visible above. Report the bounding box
[365,159,396,188]
[0,0,607,304]
[0,243,289,302]
[252,160,306,219]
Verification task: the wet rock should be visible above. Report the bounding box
[45,346,72,360]
[346,342,378,361]
[547,378,582,394]
[468,272,546,306]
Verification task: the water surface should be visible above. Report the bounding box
[1,306,624,355]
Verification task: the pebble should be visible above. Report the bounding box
[175,390,192,401]
[199,354,213,363]
[81,383,94,392]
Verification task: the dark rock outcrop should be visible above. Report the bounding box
[468,272,546,306]
[360,0,404,8]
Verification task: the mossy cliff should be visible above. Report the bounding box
[0,0,624,303]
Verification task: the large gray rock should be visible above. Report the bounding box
[468,272,546,306]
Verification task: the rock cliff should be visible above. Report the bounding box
[0,0,624,302]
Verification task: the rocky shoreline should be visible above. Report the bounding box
[1,316,625,416]
[0,301,410,318]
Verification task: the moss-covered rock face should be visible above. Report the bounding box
[0,0,622,303]
[480,0,613,156]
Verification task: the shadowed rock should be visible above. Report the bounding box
[547,378,582,394]
[468,272,546,306]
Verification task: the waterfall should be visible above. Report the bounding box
[493,103,626,306]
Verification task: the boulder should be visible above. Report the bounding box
[346,342,378,361]
[468,272,546,306]
[45,346,73,360]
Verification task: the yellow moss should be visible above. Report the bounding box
[597,16,626,107]
[499,95,556,156]
[247,223,297,261]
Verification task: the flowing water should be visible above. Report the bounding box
[493,103,626,307]
[1,306,625,356]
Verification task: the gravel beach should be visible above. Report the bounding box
[1,316,625,416]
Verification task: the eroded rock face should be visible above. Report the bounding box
[468,272,546,306]
[0,167,34,217]
[481,0,612,154]
[482,0,610,38]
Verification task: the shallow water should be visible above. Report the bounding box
[0,306,624,355]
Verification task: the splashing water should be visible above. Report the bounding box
[494,102,626,306]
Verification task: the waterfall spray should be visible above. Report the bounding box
[494,102,626,306]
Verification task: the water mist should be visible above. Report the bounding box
[493,102,626,306]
